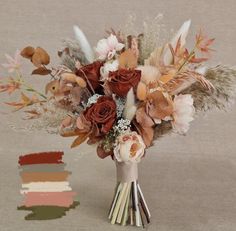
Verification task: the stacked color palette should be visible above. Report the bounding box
[18,151,79,220]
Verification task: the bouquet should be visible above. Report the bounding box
[1,17,236,227]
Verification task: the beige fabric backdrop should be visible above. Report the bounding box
[0,0,236,230]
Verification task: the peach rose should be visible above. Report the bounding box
[114,131,145,163]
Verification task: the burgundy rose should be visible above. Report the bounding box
[76,61,103,92]
[107,69,141,97]
[83,96,116,135]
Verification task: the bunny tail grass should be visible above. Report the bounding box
[73,25,94,63]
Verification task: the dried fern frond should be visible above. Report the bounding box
[59,39,89,71]
[183,65,236,111]
[163,70,214,95]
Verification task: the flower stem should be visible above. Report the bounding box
[15,70,47,99]
[177,50,195,72]
[177,41,198,73]
[42,64,56,80]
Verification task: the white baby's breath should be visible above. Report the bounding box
[86,94,102,108]
[114,118,131,134]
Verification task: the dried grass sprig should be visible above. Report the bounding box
[182,65,236,111]
[59,39,89,71]
[123,14,169,64]
[163,70,214,95]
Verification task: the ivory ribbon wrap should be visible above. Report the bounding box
[116,161,138,183]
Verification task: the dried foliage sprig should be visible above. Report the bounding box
[59,39,89,71]
[163,70,214,95]
[183,65,236,111]
[123,14,168,64]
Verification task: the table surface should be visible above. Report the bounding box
[0,1,236,230]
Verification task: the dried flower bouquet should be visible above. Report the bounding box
[1,17,236,227]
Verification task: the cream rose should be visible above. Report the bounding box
[114,131,146,163]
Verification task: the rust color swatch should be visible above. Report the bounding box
[18,152,64,165]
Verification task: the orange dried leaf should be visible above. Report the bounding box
[60,128,80,137]
[118,49,137,69]
[21,92,31,104]
[71,132,89,148]
[76,77,87,88]
[136,82,147,101]
[61,73,77,83]
[189,56,208,63]
[97,145,113,159]
[159,74,174,84]
[61,116,73,128]
[24,109,41,119]
[21,92,30,101]
[21,46,35,59]
[195,30,215,54]
[32,47,50,67]
[5,102,24,107]
[0,81,20,94]
[147,91,173,119]
[32,67,52,75]
[136,106,154,128]
[31,52,43,67]
[24,109,40,115]
[133,120,154,147]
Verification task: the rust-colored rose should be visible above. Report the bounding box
[84,96,116,135]
[108,69,141,97]
[76,61,103,92]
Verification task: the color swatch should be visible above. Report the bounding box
[18,151,79,220]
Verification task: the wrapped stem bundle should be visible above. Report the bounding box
[108,162,150,227]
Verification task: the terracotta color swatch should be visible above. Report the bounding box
[20,171,71,183]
